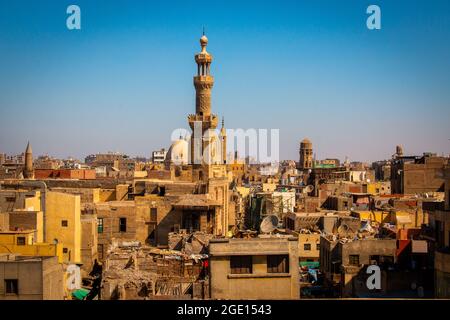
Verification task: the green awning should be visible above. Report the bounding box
[300,261,320,268]
[72,288,90,300]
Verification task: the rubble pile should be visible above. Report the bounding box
[323,219,380,243]
[101,240,209,300]
[168,231,214,254]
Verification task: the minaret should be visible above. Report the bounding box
[299,138,313,170]
[188,33,218,165]
[24,141,34,179]
[220,117,227,164]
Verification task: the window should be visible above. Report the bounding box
[304,243,311,251]
[119,218,127,232]
[97,218,104,233]
[267,255,289,273]
[61,220,68,227]
[5,279,18,295]
[5,197,15,202]
[63,248,68,254]
[316,243,320,251]
[16,237,26,246]
[230,256,252,274]
[349,254,360,266]
[150,208,157,222]
[370,255,380,265]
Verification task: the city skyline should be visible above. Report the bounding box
[1,0,450,162]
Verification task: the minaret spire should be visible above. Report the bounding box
[24,141,34,179]
[187,33,219,166]
[193,33,214,115]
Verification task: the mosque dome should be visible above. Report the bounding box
[166,138,189,165]
[301,138,312,145]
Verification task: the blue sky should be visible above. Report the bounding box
[0,0,449,162]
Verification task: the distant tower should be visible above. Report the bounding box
[299,138,313,170]
[188,33,218,165]
[220,117,227,164]
[23,141,34,179]
[396,145,404,157]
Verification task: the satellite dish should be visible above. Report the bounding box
[260,215,279,233]
[303,185,314,193]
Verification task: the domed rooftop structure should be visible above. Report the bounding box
[301,138,312,144]
[166,138,189,165]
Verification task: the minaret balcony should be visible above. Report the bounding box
[194,76,214,89]
[194,75,214,82]
[195,53,213,63]
[188,114,218,129]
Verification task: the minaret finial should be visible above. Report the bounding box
[202,26,205,36]
[222,116,224,128]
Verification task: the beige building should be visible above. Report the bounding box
[45,191,81,264]
[0,254,64,300]
[391,154,448,194]
[297,233,321,265]
[0,189,41,213]
[320,237,397,297]
[209,237,300,299]
[80,210,98,275]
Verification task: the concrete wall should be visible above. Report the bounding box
[49,187,100,204]
[0,256,64,300]
[8,211,43,243]
[392,157,447,194]
[96,201,149,259]
[298,233,320,260]
[42,256,65,300]
[340,239,397,266]
[0,190,41,212]
[80,214,98,274]
[35,169,96,180]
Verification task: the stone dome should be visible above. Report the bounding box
[301,138,312,145]
[166,139,188,165]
